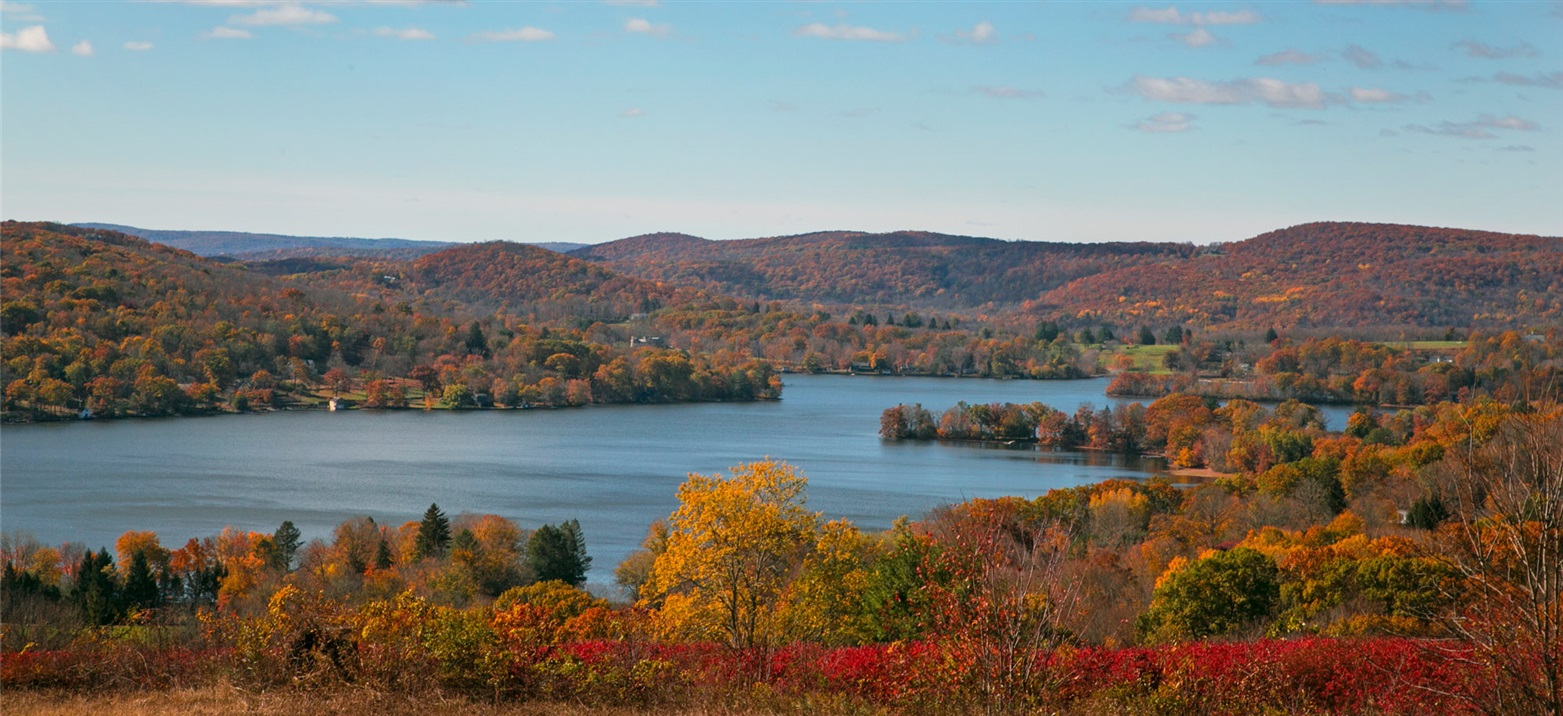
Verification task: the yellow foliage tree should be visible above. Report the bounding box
[641,460,820,648]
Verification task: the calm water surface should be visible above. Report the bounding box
[0,375,1350,582]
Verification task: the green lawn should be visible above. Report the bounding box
[1378,340,1465,351]
[1105,344,1180,374]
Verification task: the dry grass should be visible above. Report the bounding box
[0,687,890,716]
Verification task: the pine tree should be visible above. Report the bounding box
[374,539,393,570]
[123,550,160,610]
[416,503,452,560]
[527,519,591,586]
[272,520,302,572]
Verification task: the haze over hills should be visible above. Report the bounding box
[70,223,587,259]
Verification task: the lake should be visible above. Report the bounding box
[0,375,1352,583]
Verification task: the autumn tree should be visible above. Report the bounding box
[1139,547,1280,643]
[641,460,820,649]
[1428,409,1563,716]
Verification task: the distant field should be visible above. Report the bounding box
[1105,344,1180,375]
[1378,341,1465,351]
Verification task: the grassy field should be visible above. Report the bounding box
[1377,340,1465,351]
[1102,344,1180,374]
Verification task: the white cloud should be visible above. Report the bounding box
[469,27,554,43]
[624,18,669,36]
[1135,111,1194,132]
[1257,49,1323,66]
[1452,40,1539,59]
[1,25,54,52]
[229,5,337,27]
[1129,75,1333,109]
[373,26,435,40]
[973,85,1044,99]
[124,41,154,51]
[795,23,904,42]
[605,0,658,5]
[621,108,645,118]
[1173,27,1220,48]
[70,39,92,55]
[1403,114,1540,139]
[206,26,252,39]
[1129,6,1259,25]
[1343,44,1382,69]
[950,20,997,44]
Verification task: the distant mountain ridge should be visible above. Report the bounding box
[70,223,587,258]
[570,222,1562,329]
[1032,222,1563,329]
[571,228,1196,308]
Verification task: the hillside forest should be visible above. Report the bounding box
[2,218,1562,714]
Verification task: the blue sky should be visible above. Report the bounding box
[3,1,1560,245]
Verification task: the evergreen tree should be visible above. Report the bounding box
[74,548,120,625]
[374,538,393,570]
[123,550,160,610]
[1137,326,1157,346]
[416,503,452,560]
[527,519,592,586]
[464,321,490,357]
[1264,327,1279,344]
[272,520,302,572]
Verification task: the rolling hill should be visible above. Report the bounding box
[1032,222,1563,330]
[571,230,1195,308]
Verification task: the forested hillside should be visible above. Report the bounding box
[572,230,1196,308]
[0,222,778,421]
[1034,222,1563,330]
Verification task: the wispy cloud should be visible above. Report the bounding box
[0,24,53,52]
[1343,44,1382,69]
[1257,49,1324,66]
[1128,75,1333,109]
[124,41,154,51]
[1403,114,1540,139]
[1349,86,1426,103]
[795,23,905,42]
[1315,0,1466,9]
[1134,111,1194,132]
[624,18,670,36]
[373,26,434,40]
[945,20,997,45]
[206,26,252,39]
[620,108,645,118]
[469,27,554,43]
[229,5,337,27]
[1452,40,1539,59]
[70,39,91,56]
[1491,71,1563,89]
[0,1,43,21]
[1172,27,1221,48]
[605,0,657,5]
[973,85,1044,100]
[1129,6,1259,25]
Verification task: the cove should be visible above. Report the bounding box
[0,375,1352,582]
